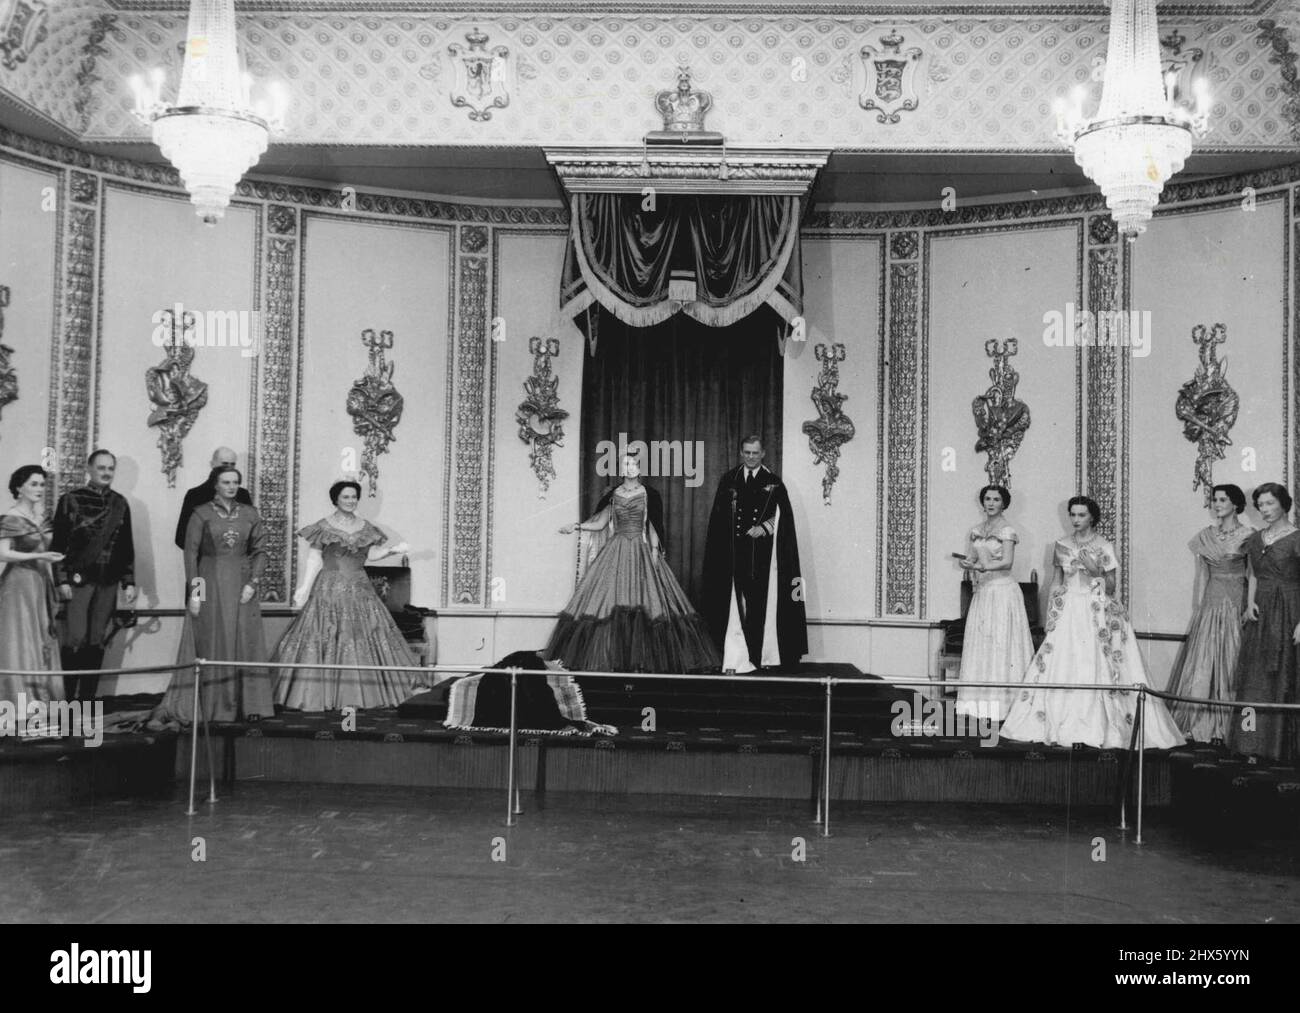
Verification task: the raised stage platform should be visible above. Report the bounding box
[1,663,1189,814]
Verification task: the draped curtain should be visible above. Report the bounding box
[577,302,785,610]
[560,193,803,334]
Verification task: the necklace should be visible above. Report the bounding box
[1263,523,1295,547]
[213,499,239,520]
[332,511,362,530]
[1073,531,1098,548]
[1215,519,1242,541]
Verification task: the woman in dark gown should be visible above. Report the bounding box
[544,453,719,673]
[0,465,65,715]
[1166,484,1251,742]
[152,467,273,726]
[272,480,424,711]
[1229,482,1300,763]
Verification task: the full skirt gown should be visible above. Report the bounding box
[272,519,422,710]
[543,490,720,673]
[1166,525,1251,742]
[0,515,64,724]
[1229,529,1300,762]
[956,524,1032,720]
[1000,538,1184,750]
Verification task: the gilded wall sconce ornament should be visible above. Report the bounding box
[801,343,855,506]
[972,338,1031,488]
[0,0,49,71]
[516,336,569,497]
[648,66,722,142]
[858,30,922,125]
[0,285,17,429]
[145,309,207,488]
[347,329,405,497]
[448,27,510,122]
[1175,323,1239,506]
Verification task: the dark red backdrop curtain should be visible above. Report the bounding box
[577,302,784,610]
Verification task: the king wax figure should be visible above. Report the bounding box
[701,436,807,672]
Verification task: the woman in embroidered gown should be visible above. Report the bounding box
[1000,496,1184,749]
[272,480,423,711]
[956,484,1033,721]
[0,465,65,714]
[1229,482,1300,763]
[152,467,273,725]
[544,453,720,673]
[1166,484,1251,742]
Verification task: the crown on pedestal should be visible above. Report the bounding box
[650,66,721,140]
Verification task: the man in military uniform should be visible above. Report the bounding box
[701,435,807,672]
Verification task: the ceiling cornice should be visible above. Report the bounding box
[103,0,1287,16]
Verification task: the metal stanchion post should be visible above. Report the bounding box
[506,668,519,827]
[822,678,833,838]
[813,758,823,827]
[201,662,217,804]
[186,660,203,816]
[1136,688,1146,846]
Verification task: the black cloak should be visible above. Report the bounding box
[701,464,808,668]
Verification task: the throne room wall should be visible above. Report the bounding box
[0,128,1296,692]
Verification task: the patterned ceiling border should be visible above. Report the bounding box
[29,10,1290,149]
[102,1,1287,17]
[3,120,1298,231]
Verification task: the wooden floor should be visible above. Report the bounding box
[2,783,1297,923]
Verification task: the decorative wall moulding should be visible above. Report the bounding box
[448,26,511,122]
[516,336,568,498]
[0,285,16,430]
[544,146,830,197]
[145,310,208,489]
[802,342,855,506]
[0,0,49,72]
[857,29,923,126]
[1175,323,1239,506]
[347,328,405,497]
[972,337,1030,489]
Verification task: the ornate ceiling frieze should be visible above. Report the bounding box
[0,3,1295,151]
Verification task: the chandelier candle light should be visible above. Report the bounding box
[130,0,286,225]
[1055,0,1209,239]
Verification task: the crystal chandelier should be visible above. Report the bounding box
[1055,0,1209,239]
[130,0,286,225]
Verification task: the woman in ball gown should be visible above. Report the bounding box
[152,466,273,726]
[0,465,65,716]
[955,484,1033,721]
[1229,482,1300,763]
[272,480,424,711]
[999,495,1184,749]
[544,453,720,673]
[1165,484,1252,743]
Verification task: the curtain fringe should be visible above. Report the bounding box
[560,194,803,337]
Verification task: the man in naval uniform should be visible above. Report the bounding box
[701,435,807,672]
